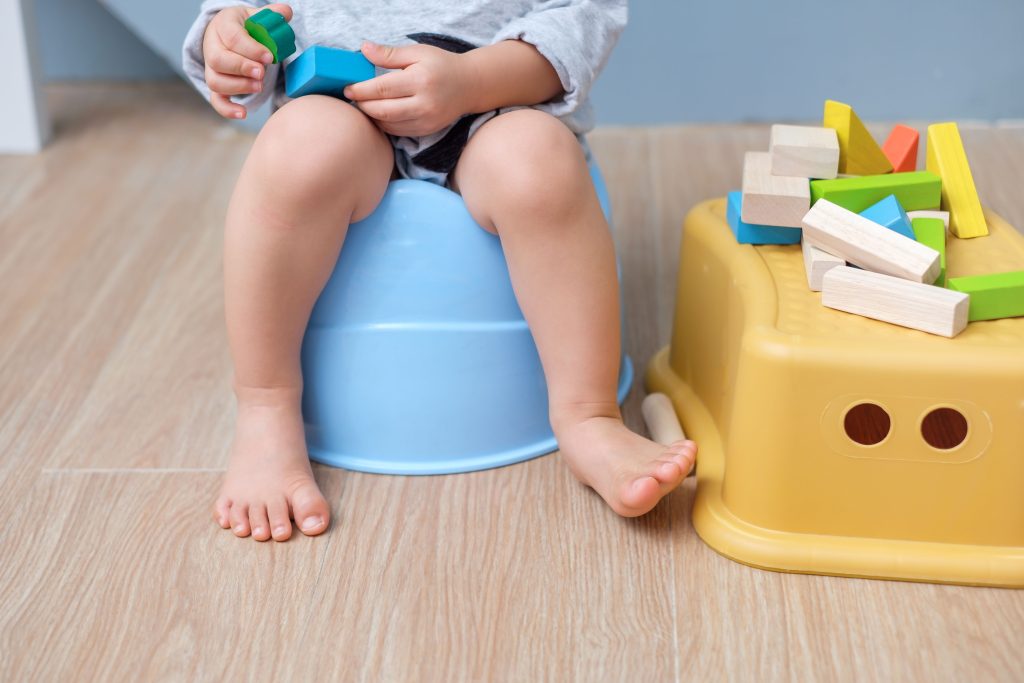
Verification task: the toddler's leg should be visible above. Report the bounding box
[216,96,393,541]
[453,110,696,516]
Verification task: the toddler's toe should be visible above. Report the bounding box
[291,483,330,536]
[230,503,251,538]
[213,497,232,529]
[267,496,292,542]
[249,504,272,542]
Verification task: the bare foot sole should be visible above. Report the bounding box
[557,415,697,517]
[213,390,331,542]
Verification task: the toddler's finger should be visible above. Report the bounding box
[206,70,263,97]
[344,71,415,102]
[208,48,265,80]
[360,41,426,69]
[216,21,274,64]
[355,97,418,123]
[210,92,247,119]
[262,3,294,21]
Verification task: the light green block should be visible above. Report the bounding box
[810,171,941,213]
[911,217,947,286]
[946,270,1024,321]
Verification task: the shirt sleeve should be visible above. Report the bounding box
[181,0,280,111]
[491,0,628,118]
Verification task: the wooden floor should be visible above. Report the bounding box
[2,83,1023,682]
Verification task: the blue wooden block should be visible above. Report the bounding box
[858,194,916,240]
[285,46,375,98]
[726,191,802,245]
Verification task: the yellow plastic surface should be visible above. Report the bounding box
[647,198,1024,587]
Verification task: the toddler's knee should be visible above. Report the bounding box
[254,97,383,195]
[469,110,589,212]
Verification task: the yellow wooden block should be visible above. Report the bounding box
[823,100,893,175]
[926,122,989,239]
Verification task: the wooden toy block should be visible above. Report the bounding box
[821,266,969,337]
[822,100,893,175]
[244,9,295,64]
[769,125,839,179]
[641,393,687,444]
[926,122,989,239]
[881,124,919,173]
[285,46,375,99]
[911,217,947,285]
[726,191,801,244]
[809,171,941,213]
[947,270,1024,321]
[802,199,941,283]
[801,238,845,291]
[907,209,950,230]
[740,152,809,228]
[859,194,915,240]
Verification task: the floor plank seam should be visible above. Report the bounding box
[40,467,227,475]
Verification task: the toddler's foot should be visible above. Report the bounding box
[556,415,697,517]
[213,388,330,542]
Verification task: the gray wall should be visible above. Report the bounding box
[37,0,1024,123]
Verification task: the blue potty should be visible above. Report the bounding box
[301,162,633,475]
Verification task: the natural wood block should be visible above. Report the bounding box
[882,124,919,173]
[741,151,809,228]
[823,100,893,175]
[641,392,687,444]
[802,199,941,283]
[907,209,950,229]
[726,191,801,244]
[809,171,941,213]
[802,238,845,291]
[926,122,989,239]
[769,124,839,179]
[947,270,1024,321]
[821,265,969,338]
[911,217,947,285]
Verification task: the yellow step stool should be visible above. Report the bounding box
[646,199,1024,587]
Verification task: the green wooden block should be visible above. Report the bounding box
[810,171,941,213]
[946,270,1024,321]
[911,217,947,285]
[244,8,296,64]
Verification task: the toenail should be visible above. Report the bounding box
[301,516,323,531]
[234,524,246,533]
[274,526,288,535]
[254,526,265,535]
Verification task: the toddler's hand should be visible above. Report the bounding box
[202,3,293,119]
[344,42,472,137]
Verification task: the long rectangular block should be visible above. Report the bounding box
[906,210,950,230]
[802,199,941,283]
[801,238,844,291]
[926,122,989,239]
[947,270,1024,321]
[285,45,375,98]
[741,151,809,228]
[769,124,839,179]
[860,194,915,239]
[882,124,919,173]
[809,171,941,213]
[726,191,801,244]
[823,100,892,175]
[911,217,947,286]
[821,266,969,337]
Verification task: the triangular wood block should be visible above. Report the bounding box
[823,100,893,175]
[882,124,919,173]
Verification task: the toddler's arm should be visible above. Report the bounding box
[182,1,291,119]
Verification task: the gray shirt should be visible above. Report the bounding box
[182,0,626,181]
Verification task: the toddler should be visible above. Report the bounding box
[183,0,697,542]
